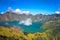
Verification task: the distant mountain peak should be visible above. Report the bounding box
[7,7,13,12]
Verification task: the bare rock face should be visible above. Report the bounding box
[0,11,34,22]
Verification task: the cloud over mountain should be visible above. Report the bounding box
[14,9,22,14]
[55,11,60,14]
[13,8,30,15]
[14,9,30,15]
[0,7,30,15]
[19,18,32,26]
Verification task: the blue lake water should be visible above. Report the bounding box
[0,21,43,33]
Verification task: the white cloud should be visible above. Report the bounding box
[1,7,12,14]
[22,11,30,15]
[55,11,60,14]
[26,11,30,13]
[14,8,30,15]
[19,20,25,24]
[19,18,32,26]
[1,7,31,15]
[24,18,32,26]
[14,9,22,14]
[1,12,4,14]
[7,7,12,12]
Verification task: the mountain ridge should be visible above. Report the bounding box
[0,11,60,22]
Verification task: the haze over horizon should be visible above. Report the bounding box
[0,0,60,14]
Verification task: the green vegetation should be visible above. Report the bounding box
[0,26,27,40]
[0,27,50,40]
[0,19,60,40]
[42,19,60,40]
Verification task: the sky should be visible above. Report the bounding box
[0,0,60,14]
